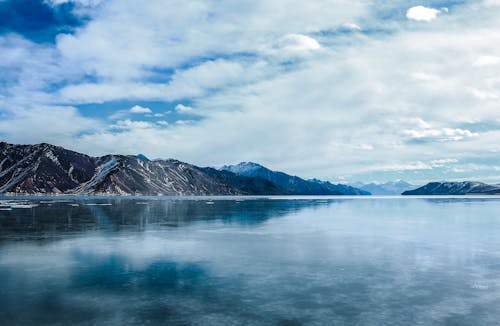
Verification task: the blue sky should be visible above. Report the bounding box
[1,0,500,184]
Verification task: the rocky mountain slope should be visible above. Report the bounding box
[402,181,500,195]
[0,142,284,195]
[0,142,366,196]
[220,162,370,195]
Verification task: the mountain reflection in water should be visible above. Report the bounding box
[1,197,500,325]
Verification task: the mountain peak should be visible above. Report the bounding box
[235,161,265,168]
[136,154,150,161]
[221,162,267,174]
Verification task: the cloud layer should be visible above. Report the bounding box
[1,0,500,183]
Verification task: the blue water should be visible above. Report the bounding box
[1,197,500,325]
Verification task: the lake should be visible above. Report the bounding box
[1,196,500,325]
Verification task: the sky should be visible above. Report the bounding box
[1,0,500,184]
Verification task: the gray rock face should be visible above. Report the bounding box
[0,142,96,194]
[0,142,284,195]
[221,162,370,195]
[402,181,500,195]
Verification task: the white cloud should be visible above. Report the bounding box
[54,0,363,81]
[166,60,247,98]
[175,104,193,114]
[402,128,478,142]
[342,22,361,31]
[406,6,440,22]
[483,0,500,6]
[469,88,498,100]
[473,55,500,67]
[378,161,433,171]
[0,106,100,145]
[410,72,440,82]
[280,34,321,53]
[129,105,152,114]
[430,158,458,167]
[58,59,252,103]
[400,118,432,130]
[356,144,374,150]
[175,120,194,125]
[111,119,153,130]
[45,0,103,6]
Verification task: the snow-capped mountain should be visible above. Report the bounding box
[220,162,370,195]
[351,180,418,195]
[402,181,500,195]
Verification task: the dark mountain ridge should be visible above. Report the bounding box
[402,181,500,195]
[220,162,370,195]
[0,142,367,196]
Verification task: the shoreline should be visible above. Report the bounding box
[1,194,500,201]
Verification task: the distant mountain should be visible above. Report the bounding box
[220,162,370,195]
[0,142,285,196]
[351,180,418,195]
[402,181,500,195]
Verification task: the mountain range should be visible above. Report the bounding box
[3,142,498,196]
[0,142,368,196]
[402,181,500,195]
[349,181,418,195]
[220,162,370,195]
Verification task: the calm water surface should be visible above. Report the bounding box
[1,196,500,325]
